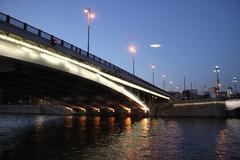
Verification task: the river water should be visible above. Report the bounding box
[0,115,239,160]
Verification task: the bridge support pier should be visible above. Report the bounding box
[144,93,171,117]
[145,94,156,117]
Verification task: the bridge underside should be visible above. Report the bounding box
[0,56,147,115]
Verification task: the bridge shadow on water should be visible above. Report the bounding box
[0,115,145,160]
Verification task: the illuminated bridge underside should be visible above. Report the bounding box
[0,56,137,113]
[0,34,170,114]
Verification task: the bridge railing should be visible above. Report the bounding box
[0,12,168,96]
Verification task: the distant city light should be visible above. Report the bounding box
[214,65,220,72]
[233,77,237,83]
[150,44,161,48]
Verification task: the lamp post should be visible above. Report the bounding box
[129,46,137,75]
[169,80,173,91]
[213,65,220,96]
[161,74,166,91]
[233,77,237,95]
[150,64,156,85]
[84,7,95,54]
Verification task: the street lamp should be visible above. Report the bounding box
[233,77,237,95]
[150,64,156,85]
[128,45,137,75]
[161,74,166,91]
[84,7,95,54]
[213,65,220,96]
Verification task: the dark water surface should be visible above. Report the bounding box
[0,115,239,160]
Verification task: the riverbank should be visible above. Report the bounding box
[157,99,240,118]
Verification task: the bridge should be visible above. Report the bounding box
[0,12,172,116]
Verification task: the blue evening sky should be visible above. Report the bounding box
[1,0,240,92]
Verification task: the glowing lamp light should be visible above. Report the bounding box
[129,46,137,55]
[150,44,161,48]
[84,9,88,13]
[108,107,115,113]
[90,13,95,19]
[233,77,237,83]
[92,107,100,112]
[214,65,220,72]
[78,107,86,112]
[150,64,155,69]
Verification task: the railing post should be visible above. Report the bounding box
[23,23,27,30]
[38,29,41,36]
[50,35,56,46]
[6,15,10,23]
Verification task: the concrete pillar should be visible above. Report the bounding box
[147,94,157,117]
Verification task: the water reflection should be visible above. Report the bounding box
[0,115,239,160]
[35,116,45,134]
[64,115,73,129]
[216,128,229,160]
[34,116,46,144]
[79,116,86,127]
[107,117,115,133]
[123,117,132,132]
[93,116,101,127]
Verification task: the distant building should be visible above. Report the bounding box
[168,91,182,100]
[208,87,216,98]
[182,89,199,100]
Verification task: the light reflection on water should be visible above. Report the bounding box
[0,115,239,160]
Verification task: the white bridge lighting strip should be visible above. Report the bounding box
[98,72,170,100]
[0,34,169,111]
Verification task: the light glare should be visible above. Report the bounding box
[90,13,95,19]
[150,44,161,48]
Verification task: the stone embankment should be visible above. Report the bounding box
[156,99,240,117]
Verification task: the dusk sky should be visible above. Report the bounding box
[1,0,240,92]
